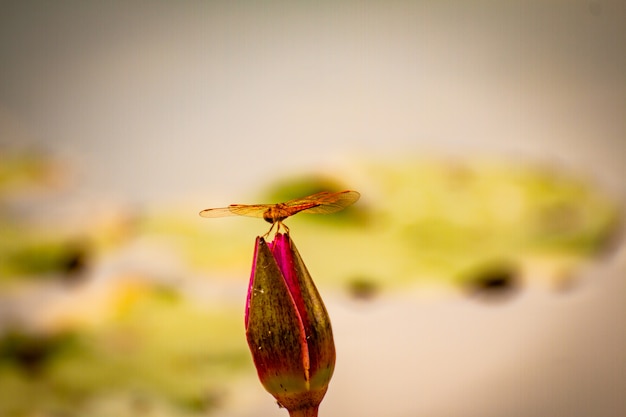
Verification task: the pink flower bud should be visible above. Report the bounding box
[245,233,335,415]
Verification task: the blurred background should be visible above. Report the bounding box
[1,1,625,416]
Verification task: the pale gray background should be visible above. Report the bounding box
[1,1,624,203]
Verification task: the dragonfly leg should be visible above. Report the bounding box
[263,222,276,238]
[262,220,290,238]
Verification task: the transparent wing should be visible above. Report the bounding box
[286,190,361,215]
[199,190,360,219]
[227,204,272,218]
[199,204,270,218]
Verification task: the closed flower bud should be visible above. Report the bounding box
[245,233,335,416]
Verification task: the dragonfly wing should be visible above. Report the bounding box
[289,190,361,215]
[199,206,239,218]
[200,204,269,218]
[199,190,360,219]
[225,204,269,218]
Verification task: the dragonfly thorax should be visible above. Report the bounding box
[263,204,289,224]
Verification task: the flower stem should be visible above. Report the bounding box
[288,406,319,417]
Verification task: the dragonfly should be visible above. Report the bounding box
[199,190,360,235]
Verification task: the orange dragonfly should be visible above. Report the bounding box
[199,190,360,235]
